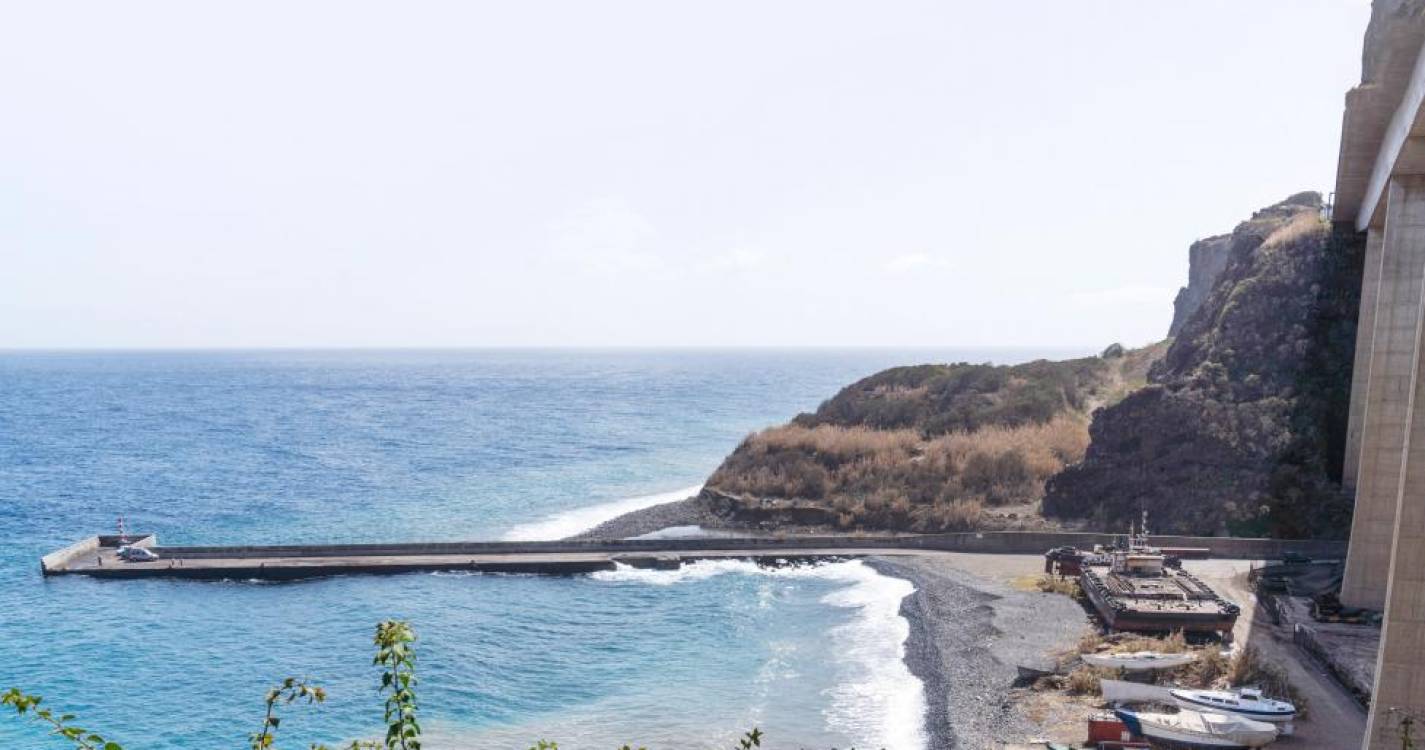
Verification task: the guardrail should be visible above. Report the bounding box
[1295,623,1372,709]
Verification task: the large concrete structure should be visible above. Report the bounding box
[39,530,1343,580]
[1336,3,1425,746]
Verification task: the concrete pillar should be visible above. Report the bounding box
[1345,229,1387,491]
[1364,176,1425,750]
[1344,176,1425,611]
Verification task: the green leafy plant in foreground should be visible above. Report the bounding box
[251,678,326,750]
[0,688,122,750]
[3,620,774,750]
[371,620,421,750]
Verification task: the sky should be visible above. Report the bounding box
[1,0,1372,349]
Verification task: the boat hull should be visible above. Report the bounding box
[1083,652,1197,670]
[1082,570,1239,635]
[1115,709,1277,749]
[1171,692,1297,724]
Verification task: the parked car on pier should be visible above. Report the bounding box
[117,546,159,562]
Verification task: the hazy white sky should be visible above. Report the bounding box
[1,1,1370,349]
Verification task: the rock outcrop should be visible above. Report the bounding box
[1042,193,1363,538]
[1168,235,1232,337]
[700,349,1162,533]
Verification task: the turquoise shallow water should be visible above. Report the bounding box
[0,348,1074,749]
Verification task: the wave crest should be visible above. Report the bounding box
[593,558,926,750]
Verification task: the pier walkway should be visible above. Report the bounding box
[40,532,1347,582]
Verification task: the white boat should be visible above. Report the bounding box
[1100,678,1175,705]
[1171,687,1297,731]
[1115,707,1278,748]
[1082,650,1197,671]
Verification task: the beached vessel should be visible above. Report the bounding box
[1171,687,1297,728]
[1100,678,1175,705]
[1082,650,1197,671]
[1114,707,1278,748]
[1076,517,1239,638]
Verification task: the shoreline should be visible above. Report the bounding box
[568,500,1090,748]
[867,555,1089,749]
[866,557,952,750]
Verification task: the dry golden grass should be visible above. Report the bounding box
[928,497,985,530]
[1113,631,1188,655]
[1179,646,1230,687]
[1065,632,1306,716]
[1065,665,1116,695]
[927,413,1090,474]
[1077,631,1107,654]
[749,424,921,461]
[709,414,1091,532]
[1262,211,1326,250]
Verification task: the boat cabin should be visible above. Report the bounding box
[1113,551,1165,576]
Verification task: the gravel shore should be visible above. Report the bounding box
[868,555,1090,750]
[570,502,1091,748]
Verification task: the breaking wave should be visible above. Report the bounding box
[592,559,927,750]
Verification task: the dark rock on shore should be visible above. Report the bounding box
[563,495,733,541]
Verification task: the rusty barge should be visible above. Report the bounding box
[1048,520,1239,639]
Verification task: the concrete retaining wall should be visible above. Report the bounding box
[40,536,99,574]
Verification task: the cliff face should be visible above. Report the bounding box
[1042,193,1363,537]
[701,192,1361,539]
[1168,235,1232,337]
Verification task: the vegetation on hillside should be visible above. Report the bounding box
[709,415,1089,531]
[704,193,1353,539]
[792,357,1106,435]
[704,348,1161,532]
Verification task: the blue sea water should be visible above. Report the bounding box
[0,348,1075,749]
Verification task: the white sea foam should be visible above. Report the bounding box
[501,484,703,541]
[591,559,928,750]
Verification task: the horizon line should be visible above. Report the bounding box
[0,343,1120,354]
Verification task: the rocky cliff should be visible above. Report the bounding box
[1042,193,1363,537]
[699,192,1362,539]
[1168,235,1233,336]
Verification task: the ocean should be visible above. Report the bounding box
[0,348,1077,749]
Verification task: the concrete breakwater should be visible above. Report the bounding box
[40,531,1347,581]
